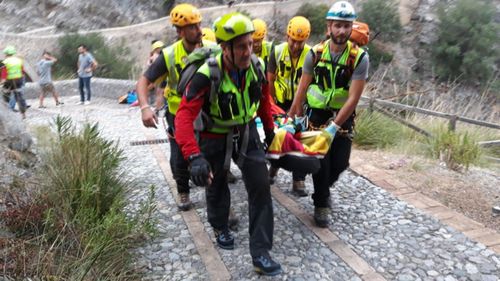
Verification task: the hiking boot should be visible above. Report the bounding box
[292,180,308,197]
[314,207,330,228]
[228,207,239,231]
[214,228,234,250]
[227,170,237,183]
[56,101,64,106]
[252,254,282,276]
[269,166,278,184]
[177,192,192,211]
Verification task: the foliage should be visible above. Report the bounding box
[55,33,134,79]
[294,3,330,43]
[0,116,157,279]
[425,126,481,171]
[358,0,402,42]
[365,43,393,71]
[353,109,404,149]
[433,0,498,84]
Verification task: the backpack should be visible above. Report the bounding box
[311,40,363,82]
[177,46,266,131]
[350,21,370,47]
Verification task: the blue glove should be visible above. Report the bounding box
[282,124,296,134]
[324,122,340,136]
[189,154,211,186]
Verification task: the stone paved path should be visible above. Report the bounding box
[24,96,500,281]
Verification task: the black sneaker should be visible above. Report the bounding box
[252,254,282,276]
[314,207,330,228]
[214,228,234,250]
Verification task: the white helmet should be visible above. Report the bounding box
[326,1,357,22]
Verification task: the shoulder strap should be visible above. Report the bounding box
[250,54,266,84]
[207,57,221,104]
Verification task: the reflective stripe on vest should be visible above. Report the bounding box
[273,42,310,103]
[163,40,216,115]
[198,54,262,134]
[307,40,364,110]
[3,57,23,80]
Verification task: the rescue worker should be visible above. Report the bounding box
[288,1,369,227]
[267,16,311,196]
[174,13,282,276]
[1,45,28,119]
[251,18,273,70]
[137,3,207,211]
[146,40,166,111]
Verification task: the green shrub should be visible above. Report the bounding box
[354,109,404,149]
[294,3,329,43]
[425,126,481,171]
[358,0,402,42]
[365,43,393,71]
[55,33,134,79]
[433,0,498,84]
[1,116,157,279]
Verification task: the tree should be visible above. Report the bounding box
[358,0,402,42]
[294,3,329,43]
[433,0,498,84]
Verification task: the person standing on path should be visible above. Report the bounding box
[77,44,98,105]
[37,51,63,108]
[288,1,370,228]
[1,45,28,118]
[137,3,210,211]
[146,40,166,112]
[173,12,282,276]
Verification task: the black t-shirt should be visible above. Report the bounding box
[144,50,167,83]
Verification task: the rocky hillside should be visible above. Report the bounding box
[0,0,262,33]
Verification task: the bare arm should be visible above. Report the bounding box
[288,72,313,117]
[137,75,158,128]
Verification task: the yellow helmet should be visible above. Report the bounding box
[151,40,165,51]
[252,18,267,40]
[170,3,202,27]
[287,16,311,41]
[202,27,216,42]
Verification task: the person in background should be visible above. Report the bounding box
[288,1,369,227]
[251,18,273,70]
[37,51,63,108]
[77,44,98,105]
[1,45,28,118]
[146,40,166,111]
[267,16,312,196]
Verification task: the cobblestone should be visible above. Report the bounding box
[23,96,500,280]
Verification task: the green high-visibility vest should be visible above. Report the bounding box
[273,42,310,104]
[197,53,263,134]
[307,40,364,110]
[3,56,23,80]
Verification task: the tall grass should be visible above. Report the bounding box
[354,109,405,149]
[1,116,157,279]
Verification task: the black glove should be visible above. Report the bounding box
[264,130,275,149]
[188,154,211,186]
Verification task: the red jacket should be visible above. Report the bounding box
[175,67,274,160]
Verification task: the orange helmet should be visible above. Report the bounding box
[287,16,311,41]
[252,18,267,40]
[170,3,202,27]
